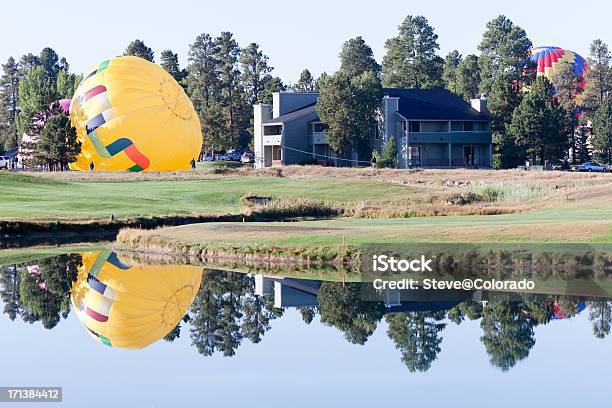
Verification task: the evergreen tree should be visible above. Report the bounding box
[16,65,57,136]
[124,39,155,62]
[591,98,612,164]
[0,57,20,149]
[386,311,446,372]
[508,77,567,165]
[30,103,81,170]
[299,307,316,324]
[442,50,462,95]
[317,282,385,345]
[480,301,537,371]
[214,32,244,148]
[56,69,80,99]
[339,36,380,78]
[552,60,583,163]
[18,53,40,77]
[488,73,524,168]
[455,54,481,100]
[316,70,382,161]
[477,15,533,95]
[187,33,220,110]
[18,255,80,329]
[0,265,22,320]
[259,76,285,104]
[583,39,612,113]
[38,47,60,83]
[588,300,611,339]
[292,69,316,92]
[160,50,186,83]
[382,15,443,88]
[239,42,272,105]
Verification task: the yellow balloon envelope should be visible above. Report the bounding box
[69,56,202,172]
[71,251,203,349]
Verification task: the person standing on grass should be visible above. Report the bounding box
[89,161,94,172]
[190,158,196,171]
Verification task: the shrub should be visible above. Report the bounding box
[373,137,398,168]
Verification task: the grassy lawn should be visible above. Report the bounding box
[148,200,612,246]
[0,172,414,221]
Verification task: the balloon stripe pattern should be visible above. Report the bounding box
[79,65,151,172]
[71,251,203,349]
[529,46,588,105]
[69,56,202,172]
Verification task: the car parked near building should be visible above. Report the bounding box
[0,156,10,169]
[226,150,243,161]
[241,152,254,163]
[575,162,609,172]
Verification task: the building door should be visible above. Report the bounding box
[463,146,480,166]
[408,146,421,167]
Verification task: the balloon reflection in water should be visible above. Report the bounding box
[70,251,202,349]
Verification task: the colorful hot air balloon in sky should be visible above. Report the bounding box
[529,46,589,105]
[69,56,202,172]
[71,251,203,349]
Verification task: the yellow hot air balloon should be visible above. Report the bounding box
[71,251,202,349]
[69,56,202,172]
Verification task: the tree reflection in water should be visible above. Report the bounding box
[1,254,611,373]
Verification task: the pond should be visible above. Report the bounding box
[0,250,610,407]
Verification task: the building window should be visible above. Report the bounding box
[264,125,282,136]
[463,121,473,132]
[451,121,463,131]
[420,121,447,132]
[313,123,328,133]
[374,126,379,140]
[409,121,420,133]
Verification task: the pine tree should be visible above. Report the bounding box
[316,71,382,160]
[292,69,316,92]
[0,57,20,149]
[214,32,243,148]
[39,47,60,83]
[17,65,57,137]
[160,50,186,83]
[259,76,285,104]
[455,54,481,100]
[442,50,462,95]
[239,42,272,105]
[591,98,612,164]
[124,39,154,62]
[381,15,444,88]
[478,15,532,95]
[339,36,380,78]
[18,53,39,77]
[187,33,220,110]
[30,103,81,170]
[552,60,582,163]
[508,77,567,165]
[584,39,612,115]
[488,73,523,168]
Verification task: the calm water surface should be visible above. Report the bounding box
[0,251,610,407]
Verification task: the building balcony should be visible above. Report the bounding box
[263,135,282,146]
[407,131,492,144]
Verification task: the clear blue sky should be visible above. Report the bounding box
[1,0,610,84]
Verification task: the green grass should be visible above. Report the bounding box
[147,200,612,247]
[0,172,414,221]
